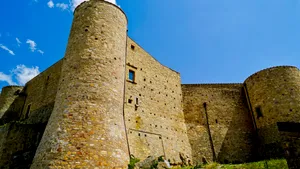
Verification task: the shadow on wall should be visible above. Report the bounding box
[216,88,286,163]
[0,122,46,169]
[211,89,257,164]
[0,88,27,125]
[0,88,55,169]
[183,84,258,165]
[216,95,258,164]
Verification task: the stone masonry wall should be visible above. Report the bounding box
[31,1,129,168]
[244,66,300,159]
[21,59,63,123]
[0,86,24,118]
[0,122,46,169]
[124,38,192,164]
[182,84,255,165]
[0,60,63,169]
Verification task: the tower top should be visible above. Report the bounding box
[74,0,128,23]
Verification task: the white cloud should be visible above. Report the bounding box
[0,72,16,85]
[47,0,54,8]
[26,39,37,52]
[0,44,15,56]
[56,3,69,10]
[37,50,44,55]
[0,65,40,86]
[16,38,21,47]
[70,0,118,11]
[12,65,40,85]
[105,0,116,5]
[70,0,87,11]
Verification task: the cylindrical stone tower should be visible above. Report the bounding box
[31,0,129,168]
[244,66,300,158]
[0,86,23,118]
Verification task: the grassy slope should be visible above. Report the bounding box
[177,159,288,169]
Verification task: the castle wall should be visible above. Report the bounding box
[21,60,63,124]
[182,84,255,164]
[0,122,46,169]
[124,38,192,163]
[0,86,24,118]
[31,1,129,168]
[244,66,300,159]
[0,60,63,169]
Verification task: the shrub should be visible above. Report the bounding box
[128,155,140,169]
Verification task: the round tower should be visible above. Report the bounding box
[0,86,23,118]
[244,66,300,158]
[31,1,129,168]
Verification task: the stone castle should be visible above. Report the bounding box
[0,0,300,168]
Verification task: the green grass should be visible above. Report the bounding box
[177,159,288,169]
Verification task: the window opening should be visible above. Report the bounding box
[131,45,135,50]
[255,106,263,119]
[25,104,31,119]
[129,70,135,82]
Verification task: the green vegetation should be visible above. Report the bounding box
[128,155,140,169]
[176,159,288,169]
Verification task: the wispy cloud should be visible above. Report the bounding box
[12,65,40,85]
[26,39,37,52]
[0,72,16,85]
[0,44,15,56]
[0,65,40,86]
[56,3,69,10]
[25,39,44,54]
[37,50,44,55]
[47,0,54,8]
[16,38,21,47]
[47,1,70,11]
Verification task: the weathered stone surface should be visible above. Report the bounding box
[0,86,23,118]
[124,38,192,164]
[134,156,170,169]
[0,0,300,168]
[30,1,129,168]
[0,122,46,169]
[245,66,300,159]
[21,59,63,121]
[182,84,256,164]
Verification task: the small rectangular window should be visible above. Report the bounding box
[25,104,31,119]
[255,106,263,119]
[131,44,135,50]
[129,70,135,82]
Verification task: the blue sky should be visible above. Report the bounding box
[1,0,300,90]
